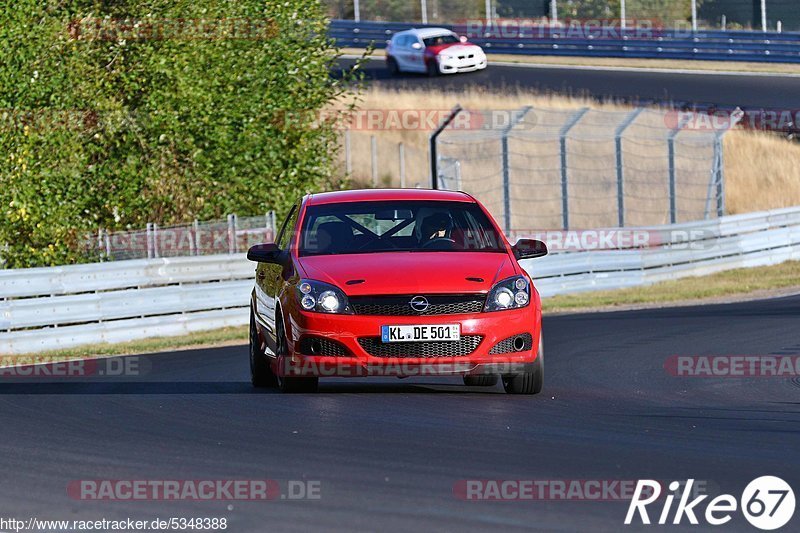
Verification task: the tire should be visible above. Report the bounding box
[387,57,399,75]
[463,375,499,387]
[275,314,319,393]
[502,332,544,395]
[426,59,439,77]
[250,308,276,388]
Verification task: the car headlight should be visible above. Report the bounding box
[484,275,530,312]
[296,279,352,314]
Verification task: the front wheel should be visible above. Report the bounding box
[275,314,319,393]
[426,59,439,77]
[387,56,399,75]
[502,332,544,395]
[250,309,276,388]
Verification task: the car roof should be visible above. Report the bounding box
[393,27,455,40]
[305,188,473,206]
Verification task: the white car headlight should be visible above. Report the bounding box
[484,275,531,312]
[296,279,352,314]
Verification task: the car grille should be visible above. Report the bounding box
[489,333,533,354]
[349,294,485,316]
[357,336,483,358]
[298,336,350,357]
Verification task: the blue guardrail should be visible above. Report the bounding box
[330,19,800,63]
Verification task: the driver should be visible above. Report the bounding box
[417,211,454,244]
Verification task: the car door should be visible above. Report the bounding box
[255,203,299,353]
[407,35,426,72]
[393,35,411,71]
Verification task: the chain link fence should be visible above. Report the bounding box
[340,105,738,232]
[84,213,277,261]
[435,106,736,231]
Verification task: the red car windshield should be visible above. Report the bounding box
[299,201,506,256]
[422,34,459,47]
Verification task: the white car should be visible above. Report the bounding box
[385,28,488,76]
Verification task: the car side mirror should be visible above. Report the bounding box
[247,243,283,264]
[411,42,423,50]
[513,239,548,260]
[459,35,468,43]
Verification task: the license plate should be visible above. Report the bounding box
[381,324,461,343]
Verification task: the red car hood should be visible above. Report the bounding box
[298,252,516,296]
[426,42,481,55]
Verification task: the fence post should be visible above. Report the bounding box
[715,136,726,217]
[145,223,153,259]
[559,107,589,230]
[152,223,160,258]
[429,105,463,189]
[192,220,200,255]
[344,129,352,175]
[614,108,644,228]
[501,106,533,235]
[371,135,378,186]
[103,230,111,258]
[667,113,692,225]
[712,109,742,217]
[354,0,360,22]
[704,141,721,220]
[421,0,428,24]
[227,214,237,254]
[667,136,677,224]
[399,142,406,188]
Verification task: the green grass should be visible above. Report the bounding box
[4,260,800,362]
[543,260,800,312]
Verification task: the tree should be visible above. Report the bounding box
[0,0,360,268]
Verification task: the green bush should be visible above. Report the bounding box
[0,0,360,268]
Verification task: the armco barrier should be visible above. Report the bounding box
[330,20,800,63]
[2,206,800,355]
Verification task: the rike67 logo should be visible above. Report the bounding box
[626,477,795,530]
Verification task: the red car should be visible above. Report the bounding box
[247,189,547,393]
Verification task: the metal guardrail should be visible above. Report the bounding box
[331,20,800,63]
[1,206,800,355]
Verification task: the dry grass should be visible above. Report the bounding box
[342,86,800,217]
[724,130,800,213]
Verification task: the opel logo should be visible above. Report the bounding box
[409,296,430,313]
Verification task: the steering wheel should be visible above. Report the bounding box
[421,237,456,250]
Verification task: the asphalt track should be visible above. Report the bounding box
[338,57,800,110]
[1,294,799,531]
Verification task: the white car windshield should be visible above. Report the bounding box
[422,34,459,47]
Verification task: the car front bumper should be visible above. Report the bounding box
[438,56,488,74]
[279,306,541,378]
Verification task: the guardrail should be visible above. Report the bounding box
[2,205,799,355]
[331,20,800,63]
